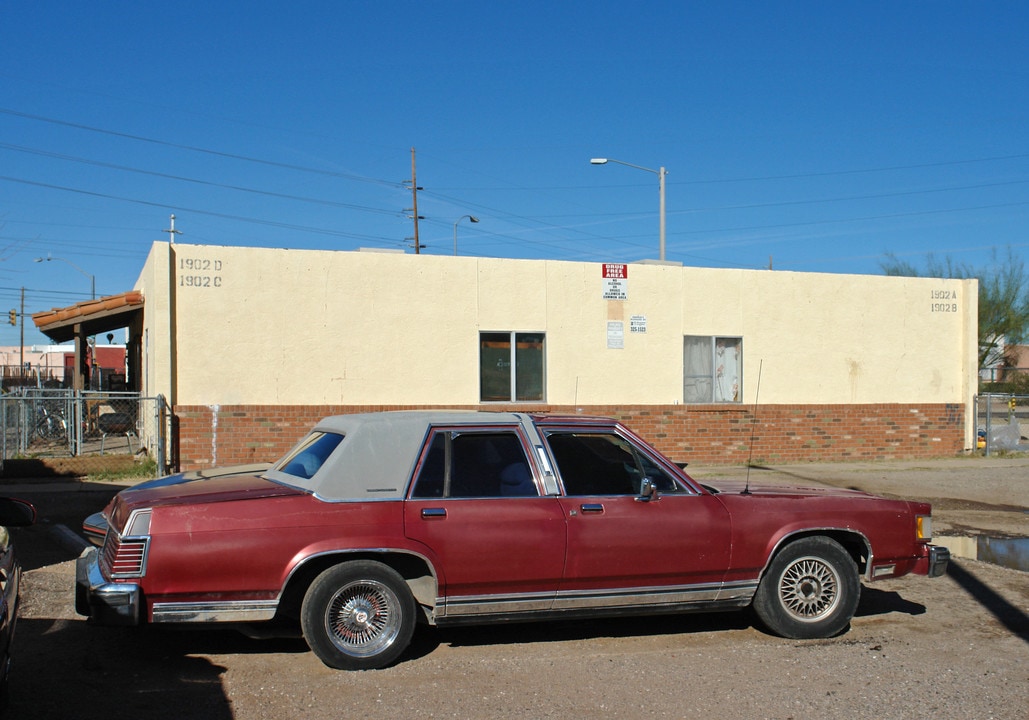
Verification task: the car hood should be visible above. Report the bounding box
[701,479,878,499]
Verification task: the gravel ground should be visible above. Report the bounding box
[5,456,1027,719]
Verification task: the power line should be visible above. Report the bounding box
[0,107,400,187]
[677,152,1029,185]
[0,142,404,216]
[0,175,406,246]
[666,199,1029,239]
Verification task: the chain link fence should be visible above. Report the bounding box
[0,388,170,475]
[974,393,1029,456]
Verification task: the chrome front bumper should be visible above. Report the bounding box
[75,547,141,625]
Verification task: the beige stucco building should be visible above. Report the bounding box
[131,241,977,469]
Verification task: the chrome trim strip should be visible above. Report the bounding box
[717,579,760,602]
[442,590,555,616]
[442,580,759,617]
[152,600,279,624]
[101,527,151,579]
[552,582,725,610]
[281,547,441,619]
[763,529,873,580]
[283,547,439,593]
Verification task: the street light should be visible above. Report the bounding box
[453,215,480,256]
[590,157,667,262]
[34,254,96,299]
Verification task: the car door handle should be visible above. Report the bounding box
[579,503,605,514]
[421,508,447,519]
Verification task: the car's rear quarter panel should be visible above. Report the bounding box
[141,495,411,605]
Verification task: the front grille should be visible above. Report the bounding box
[101,532,150,578]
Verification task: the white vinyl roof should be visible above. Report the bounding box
[263,410,535,501]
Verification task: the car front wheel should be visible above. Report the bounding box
[301,560,416,670]
[752,536,860,639]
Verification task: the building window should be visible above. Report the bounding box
[479,332,545,402]
[684,336,742,403]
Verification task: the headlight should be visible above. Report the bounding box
[916,514,932,541]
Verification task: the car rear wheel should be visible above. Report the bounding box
[301,560,416,670]
[752,536,860,639]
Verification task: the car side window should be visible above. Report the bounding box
[544,431,683,496]
[411,430,538,498]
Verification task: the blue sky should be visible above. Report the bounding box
[1,1,1027,346]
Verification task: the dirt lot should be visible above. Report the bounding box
[5,457,1027,719]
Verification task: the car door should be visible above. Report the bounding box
[404,427,566,618]
[543,428,732,610]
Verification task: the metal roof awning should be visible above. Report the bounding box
[31,291,145,392]
[32,291,144,343]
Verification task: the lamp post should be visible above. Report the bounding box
[453,215,480,256]
[590,157,667,262]
[34,254,95,299]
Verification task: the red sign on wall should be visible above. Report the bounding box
[602,263,628,300]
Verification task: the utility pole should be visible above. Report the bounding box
[404,148,424,253]
[165,214,182,243]
[411,148,420,253]
[19,287,24,374]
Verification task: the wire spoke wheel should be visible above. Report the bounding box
[302,560,417,670]
[324,579,402,657]
[778,556,840,621]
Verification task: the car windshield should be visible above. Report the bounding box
[273,431,344,480]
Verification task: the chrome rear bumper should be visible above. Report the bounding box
[75,547,141,625]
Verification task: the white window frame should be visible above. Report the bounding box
[684,335,742,403]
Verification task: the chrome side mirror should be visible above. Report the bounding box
[636,478,659,503]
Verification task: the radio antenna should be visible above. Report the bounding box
[742,359,763,495]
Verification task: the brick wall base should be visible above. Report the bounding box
[172,403,968,471]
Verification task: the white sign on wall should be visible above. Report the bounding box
[630,315,647,333]
[607,321,624,349]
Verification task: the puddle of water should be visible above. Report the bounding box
[936,536,1029,572]
[976,536,1029,572]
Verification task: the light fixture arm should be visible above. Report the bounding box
[590,157,668,261]
[34,253,96,299]
[453,215,480,256]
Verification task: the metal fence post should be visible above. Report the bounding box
[157,394,168,476]
[985,393,993,456]
[73,390,82,457]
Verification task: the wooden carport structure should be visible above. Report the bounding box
[31,291,144,391]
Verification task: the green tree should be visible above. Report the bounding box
[881,248,1029,369]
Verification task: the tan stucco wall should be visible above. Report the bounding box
[135,242,977,415]
[135,243,174,402]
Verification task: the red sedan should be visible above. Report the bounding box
[76,411,949,670]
